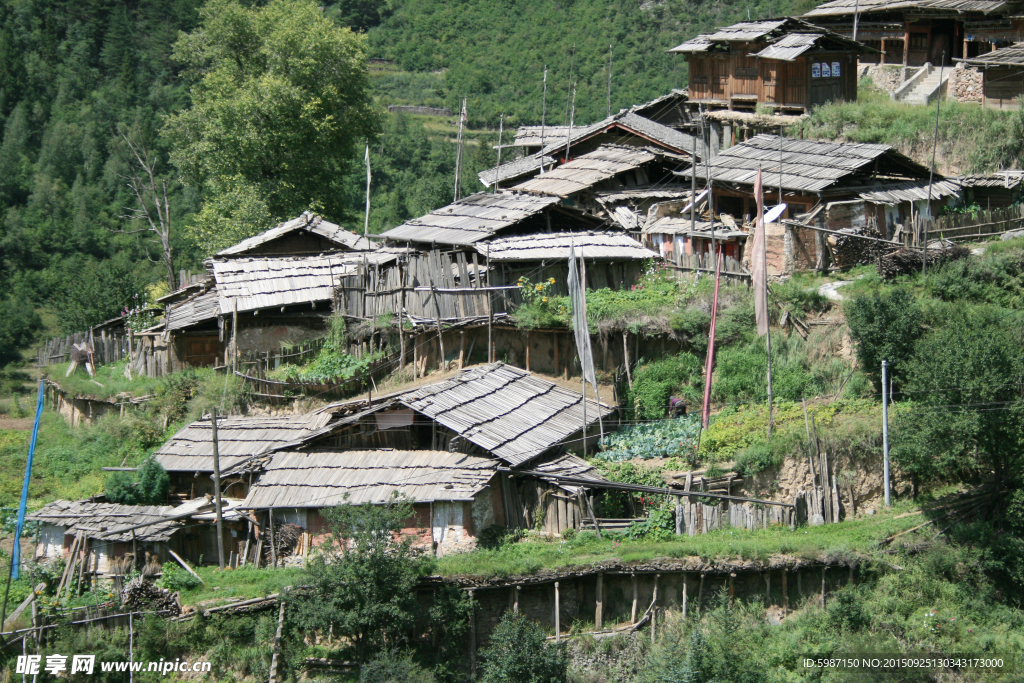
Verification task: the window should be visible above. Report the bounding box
[909,33,928,50]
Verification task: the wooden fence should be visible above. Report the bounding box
[235,338,326,377]
[37,329,132,368]
[907,203,1024,245]
[335,250,515,322]
[234,349,399,404]
[666,251,751,284]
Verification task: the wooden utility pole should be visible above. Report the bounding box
[211,408,225,570]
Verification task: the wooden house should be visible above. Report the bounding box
[376,192,606,251]
[318,363,614,467]
[957,43,1024,107]
[480,111,706,190]
[670,18,870,113]
[954,171,1024,206]
[506,91,695,157]
[677,134,961,273]
[237,450,502,557]
[153,213,382,373]
[216,211,375,258]
[480,232,660,296]
[29,497,246,575]
[510,146,691,217]
[804,0,1024,65]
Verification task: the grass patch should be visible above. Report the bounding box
[434,498,931,579]
[44,360,167,401]
[798,84,1024,174]
[176,566,306,607]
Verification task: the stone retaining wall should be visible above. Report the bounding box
[948,63,983,104]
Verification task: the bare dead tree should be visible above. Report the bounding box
[117,132,176,290]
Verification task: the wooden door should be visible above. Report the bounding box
[689,57,709,99]
[711,57,729,100]
[732,53,759,96]
[761,61,781,104]
[785,61,807,107]
[184,335,222,368]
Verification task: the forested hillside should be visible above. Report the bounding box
[0,0,811,368]
[366,0,813,126]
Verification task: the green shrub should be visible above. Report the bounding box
[479,612,567,683]
[104,457,169,504]
[845,287,922,387]
[360,650,435,683]
[158,563,203,592]
[627,353,703,420]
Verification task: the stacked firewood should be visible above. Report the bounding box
[261,522,303,562]
[829,227,888,270]
[878,242,969,280]
[121,576,182,616]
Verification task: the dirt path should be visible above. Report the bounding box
[0,418,34,430]
[818,280,854,301]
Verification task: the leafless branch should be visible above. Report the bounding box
[115,130,177,289]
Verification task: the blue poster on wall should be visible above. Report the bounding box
[812,62,821,78]
[832,62,841,77]
[822,62,831,78]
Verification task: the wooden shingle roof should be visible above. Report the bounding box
[478,232,659,261]
[804,0,1015,16]
[512,146,662,198]
[212,251,398,314]
[676,135,932,193]
[400,363,614,467]
[240,450,498,508]
[165,287,220,331]
[217,212,373,256]
[153,413,337,472]
[377,192,565,246]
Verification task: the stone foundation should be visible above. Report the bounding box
[948,63,983,104]
[859,64,912,93]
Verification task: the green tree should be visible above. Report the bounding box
[55,254,147,334]
[291,494,445,663]
[165,0,380,233]
[0,292,40,367]
[892,308,1024,488]
[105,458,170,504]
[845,287,923,389]
[479,612,567,683]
